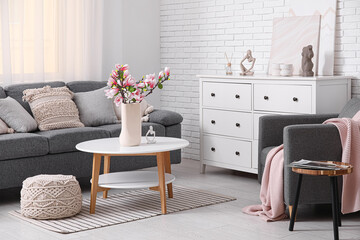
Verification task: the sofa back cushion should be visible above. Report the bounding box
[338,98,360,118]
[0,87,6,98]
[4,81,65,114]
[66,81,106,93]
[23,86,84,131]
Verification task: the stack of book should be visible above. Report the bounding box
[288,160,349,170]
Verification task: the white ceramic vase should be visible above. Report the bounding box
[119,103,141,147]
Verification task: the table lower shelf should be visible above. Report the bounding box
[90,171,175,189]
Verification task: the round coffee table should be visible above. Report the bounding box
[76,137,189,214]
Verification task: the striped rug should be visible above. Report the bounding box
[9,185,236,234]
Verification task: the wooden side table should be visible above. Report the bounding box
[289,161,353,240]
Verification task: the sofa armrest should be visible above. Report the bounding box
[283,124,342,205]
[259,113,338,151]
[148,109,183,127]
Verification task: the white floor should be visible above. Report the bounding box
[1,159,360,240]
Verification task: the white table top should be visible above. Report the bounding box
[76,137,189,155]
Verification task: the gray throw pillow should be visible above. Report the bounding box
[73,87,117,127]
[0,97,38,132]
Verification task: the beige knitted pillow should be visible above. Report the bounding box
[23,86,84,131]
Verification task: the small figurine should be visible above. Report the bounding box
[240,50,256,76]
[145,126,156,144]
[225,52,233,75]
[301,45,314,77]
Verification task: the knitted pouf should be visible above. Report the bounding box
[20,175,82,219]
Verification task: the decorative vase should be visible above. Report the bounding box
[119,103,141,147]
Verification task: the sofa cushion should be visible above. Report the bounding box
[73,87,117,127]
[0,86,6,98]
[23,86,84,131]
[338,98,360,118]
[0,97,38,132]
[4,81,65,115]
[66,81,106,93]
[35,127,110,154]
[148,110,183,126]
[97,122,166,138]
[0,133,49,161]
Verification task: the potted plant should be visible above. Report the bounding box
[105,64,170,147]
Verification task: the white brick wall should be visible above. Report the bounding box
[160,0,360,161]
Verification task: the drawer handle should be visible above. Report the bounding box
[264,96,269,100]
[235,151,240,156]
[235,123,240,127]
[211,93,215,97]
[235,94,240,99]
[211,147,216,152]
[211,120,216,124]
[293,97,298,102]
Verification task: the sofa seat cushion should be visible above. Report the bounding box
[35,127,110,154]
[0,133,49,161]
[97,122,166,138]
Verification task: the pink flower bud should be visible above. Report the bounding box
[120,64,129,71]
[123,70,129,78]
[158,71,164,80]
[111,70,119,79]
[107,77,116,87]
[164,67,170,76]
[115,64,121,70]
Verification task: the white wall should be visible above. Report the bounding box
[102,0,161,107]
[159,0,360,160]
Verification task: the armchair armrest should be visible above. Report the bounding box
[283,124,342,205]
[259,113,338,151]
[148,109,183,127]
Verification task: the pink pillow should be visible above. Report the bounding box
[0,118,14,135]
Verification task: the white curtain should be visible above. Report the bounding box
[0,0,103,86]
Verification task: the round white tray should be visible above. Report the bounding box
[91,171,175,189]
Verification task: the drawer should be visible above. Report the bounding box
[202,82,251,110]
[203,109,252,139]
[254,84,312,113]
[203,135,251,168]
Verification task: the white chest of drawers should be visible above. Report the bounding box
[198,75,351,174]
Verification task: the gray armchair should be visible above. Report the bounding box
[257,98,360,209]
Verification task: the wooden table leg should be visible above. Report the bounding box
[157,152,167,214]
[164,151,173,198]
[90,153,101,214]
[103,155,111,199]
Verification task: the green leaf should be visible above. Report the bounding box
[158,83,163,89]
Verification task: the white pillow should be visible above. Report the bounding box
[113,99,154,122]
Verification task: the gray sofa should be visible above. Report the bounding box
[0,81,183,190]
[258,98,360,208]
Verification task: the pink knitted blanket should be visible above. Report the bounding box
[243,113,360,221]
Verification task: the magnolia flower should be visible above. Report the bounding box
[164,67,170,76]
[158,71,164,80]
[145,77,156,89]
[115,64,121,70]
[105,87,119,99]
[120,64,129,71]
[124,76,136,87]
[123,70,129,78]
[107,77,116,87]
[111,70,119,79]
[137,82,146,88]
[114,95,123,106]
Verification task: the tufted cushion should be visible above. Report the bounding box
[21,175,82,219]
[338,98,360,118]
[4,81,65,115]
